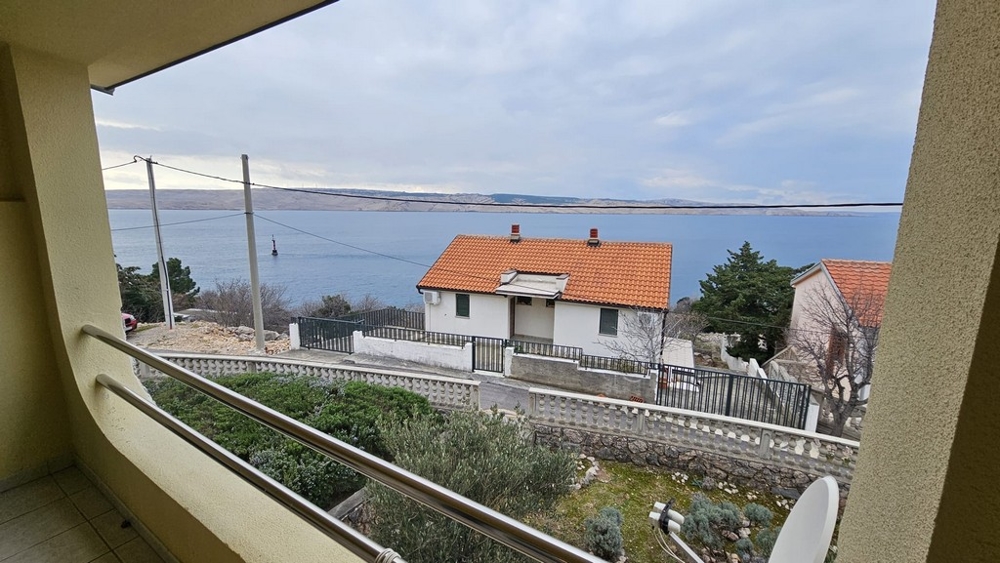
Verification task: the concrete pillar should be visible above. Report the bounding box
[838,1,1000,561]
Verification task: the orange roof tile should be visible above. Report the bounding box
[821,259,892,326]
[417,234,672,309]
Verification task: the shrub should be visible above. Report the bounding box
[598,506,624,528]
[755,526,780,557]
[743,503,773,527]
[144,373,432,508]
[367,410,575,563]
[198,278,291,331]
[680,494,752,551]
[734,537,754,560]
[584,507,624,561]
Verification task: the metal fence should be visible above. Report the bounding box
[655,364,811,429]
[337,307,425,330]
[509,340,582,361]
[472,336,506,372]
[296,316,811,429]
[297,316,360,353]
[580,355,657,375]
[363,326,471,348]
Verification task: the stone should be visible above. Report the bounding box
[701,477,717,490]
[263,330,279,341]
[581,466,599,487]
[628,439,648,454]
[770,486,801,500]
[724,531,740,542]
[738,528,750,539]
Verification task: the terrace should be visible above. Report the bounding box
[1,1,997,562]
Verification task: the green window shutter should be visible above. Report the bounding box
[456,293,470,318]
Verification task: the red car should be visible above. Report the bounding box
[122,313,138,333]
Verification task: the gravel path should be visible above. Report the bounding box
[127,321,291,355]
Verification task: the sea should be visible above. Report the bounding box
[108,210,900,309]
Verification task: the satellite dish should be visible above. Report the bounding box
[768,476,839,563]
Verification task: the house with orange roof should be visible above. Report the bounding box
[787,258,892,406]
[416,225,673,359]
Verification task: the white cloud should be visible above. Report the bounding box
[95,118,160,131]
[653,112,694,129]
[93,0,937,203]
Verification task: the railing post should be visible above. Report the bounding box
[725,373,735,417]
[471,336,477,372]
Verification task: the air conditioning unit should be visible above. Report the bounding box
[423,290,441,306]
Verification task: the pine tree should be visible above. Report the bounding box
[693,242,808,362]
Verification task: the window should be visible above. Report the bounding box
[456,293,470,318]
[516,296,532,306]
[545,299,555,308]
[599,308,618,336]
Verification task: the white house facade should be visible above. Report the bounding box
[417,225,674,360]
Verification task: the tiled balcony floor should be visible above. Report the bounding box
[0,467,166,563]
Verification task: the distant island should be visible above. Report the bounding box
[105,188,860,216]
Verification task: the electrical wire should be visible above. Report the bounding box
[117,157,872,334]
[254,212,833,336]
[139,157,904,210]
[102,157,142,171]
[254,213,552,296]
[110,212,244,232]
[653,526,689,563]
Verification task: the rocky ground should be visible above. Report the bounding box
[126,320,291,355]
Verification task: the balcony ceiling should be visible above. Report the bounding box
[0,0,337,92]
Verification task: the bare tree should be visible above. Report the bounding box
[603,308,708,364]
[198,278,292,332]
[792,285,882,437]
[351,293,385,313]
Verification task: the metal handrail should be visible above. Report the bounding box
[84,324,602,563]
[94,373,402,563]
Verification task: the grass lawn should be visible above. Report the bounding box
[528,460,793,563]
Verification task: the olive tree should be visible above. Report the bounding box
[367,410,575,563]
[792,284,882,437]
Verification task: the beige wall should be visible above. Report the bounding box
[837,1,1000,561]
[0,201,72,483]
[1,42,362,563]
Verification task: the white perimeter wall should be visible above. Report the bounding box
[514,298,555,340]
[352,331,473,371]
[553,302,643,357]
[425,291,509,338]
[663,337,694,367]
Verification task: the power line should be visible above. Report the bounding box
[141,157,904,210]
[255,212,834,335]
[110,212,244,232]
[255,213,486,280]
[102,157,141,171]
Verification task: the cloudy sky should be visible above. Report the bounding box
[94,1,937,205]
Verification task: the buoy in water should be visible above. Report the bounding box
[271,236,278,256]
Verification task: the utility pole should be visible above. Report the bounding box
[145,157,175,329]
[242,154,266,352]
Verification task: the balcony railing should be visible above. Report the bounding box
[83,324,602,563]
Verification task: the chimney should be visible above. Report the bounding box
[510,224,521,242]
[587,228,600,246]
